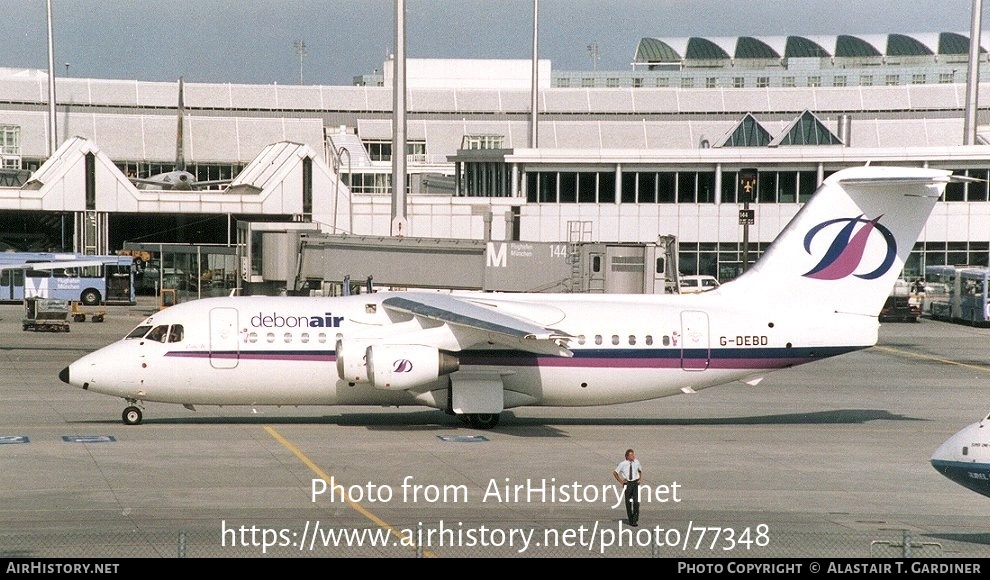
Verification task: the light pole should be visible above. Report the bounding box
[45,0,57,156]
[293,40,307,84]
[587,42,600,72]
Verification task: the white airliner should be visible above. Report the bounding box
[61,166,958,428]
[931,412,990,498]
[129,78,232,191]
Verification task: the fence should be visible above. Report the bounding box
[2,525,987,558]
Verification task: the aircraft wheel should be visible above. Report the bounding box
[122,406,143,426]
[467,413,500,429]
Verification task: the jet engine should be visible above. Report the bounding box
[336,340,459,390]
[336,339,372,383]
[367,344,459,390]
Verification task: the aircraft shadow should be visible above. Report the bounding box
[510,409,926,427]
[68,408,922,439]
[923,532,990,547]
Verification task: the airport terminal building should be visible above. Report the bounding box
[1,31,989,283]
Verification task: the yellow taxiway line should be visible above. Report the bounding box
[264,424,437,557]
[874,345,990,373]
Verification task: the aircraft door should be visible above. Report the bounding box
[680,310,710,371]
[209,307,239,369]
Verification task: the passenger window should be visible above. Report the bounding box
[628,335,636,345]
[645,335,653,345]
[167,325,184,343]
[577,334,586,345]
[266,332,275,343]
[595,335,603,345]
[247,332,258,344]
[301,332,310,344]
[611,335,619,345]
[283,332,292,343]
[663,335,670,346]
[318,333,327,344]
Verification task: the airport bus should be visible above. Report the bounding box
[0,252,135,305]
[923,265,990,326]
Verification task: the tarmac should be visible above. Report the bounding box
[1,297,988,558]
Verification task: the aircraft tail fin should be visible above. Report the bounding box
[721,166,962,317]
[176,77,185,172]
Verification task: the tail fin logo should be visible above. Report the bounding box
[802,216,896,281]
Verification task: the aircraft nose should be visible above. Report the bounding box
[59,366,70,384]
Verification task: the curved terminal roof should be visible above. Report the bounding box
[835,35,883,57]
[939,31,981,54]
[634,32,988,63]
[635,38,682,63]
[784,36,829,58]
[887,33,934,56]
[685,37,731,60]
[736,37,780,59]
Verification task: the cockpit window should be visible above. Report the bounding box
[146,325,169,343]
[126,325,152,339]
[167,325,184,343]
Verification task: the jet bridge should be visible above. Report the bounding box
[237,222,677,295]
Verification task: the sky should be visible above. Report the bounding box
[0,1,986,86]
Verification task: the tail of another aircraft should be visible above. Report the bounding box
[721,166,955,317]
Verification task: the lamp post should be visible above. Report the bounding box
[293,40,307,85]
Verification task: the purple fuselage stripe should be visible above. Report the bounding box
[164,346,861,370]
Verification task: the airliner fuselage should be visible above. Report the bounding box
[62,292,869,424]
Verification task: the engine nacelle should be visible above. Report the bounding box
[367,344,459,390]
[336,339,371,384]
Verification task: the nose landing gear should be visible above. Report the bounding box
[122,401,144,425]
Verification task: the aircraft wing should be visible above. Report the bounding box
[381,293,573,357]
[190,179,233,188]
[128,177,231,190]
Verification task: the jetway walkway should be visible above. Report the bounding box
[237,222,678,296]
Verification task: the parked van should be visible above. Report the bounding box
[679,275,720,294]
